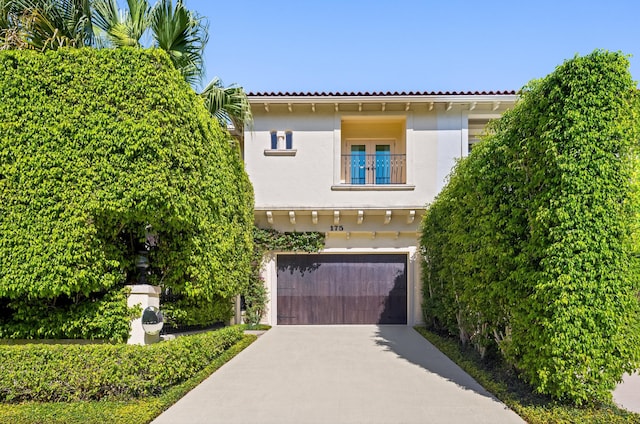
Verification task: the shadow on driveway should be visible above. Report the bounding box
[153,325,524,424]
[374,325,496,399]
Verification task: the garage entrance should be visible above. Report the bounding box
[276,254,407,325]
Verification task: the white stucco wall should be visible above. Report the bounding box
[246,105,477,210]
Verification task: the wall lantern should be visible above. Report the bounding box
[135,251,150,284]
[141,306,164,335]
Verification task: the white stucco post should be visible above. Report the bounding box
[233,295,243,325]
[127,284,161,345]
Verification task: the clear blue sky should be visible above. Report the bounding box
[186,0,640,93]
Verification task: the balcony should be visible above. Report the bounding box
[340,153,406,185]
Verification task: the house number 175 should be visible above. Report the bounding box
[330,225,344,231]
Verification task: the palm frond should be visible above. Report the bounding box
[8,0,93,50]
[92,0,149,48]
[124,0,148,44]
[150,0,207,87]
[0,0,29,49]
[91,0,117,37]
[200,77,253,132]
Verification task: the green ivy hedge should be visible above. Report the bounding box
[0,326,243,403]
[0,48,254,340]
[420,50,640,404]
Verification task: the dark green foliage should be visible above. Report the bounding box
[0,325,243,402]
[0,288,135,342]
[0,48,254,340]
[420,50,640,404]
[244,227,325,326]
[253,227,326,252]
[161,295,233,328]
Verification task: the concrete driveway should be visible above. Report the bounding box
[152,326,524,424]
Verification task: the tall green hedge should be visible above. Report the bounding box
[420,50,640,404]
[0,48,254,341]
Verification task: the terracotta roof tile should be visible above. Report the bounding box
[248,90,517,97]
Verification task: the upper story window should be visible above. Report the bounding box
[343,141,404,184]
[285,131,293,149]
[265,130,296,156]
[339,118,406,186]
[468,119,490,154]
[269,130,293,150]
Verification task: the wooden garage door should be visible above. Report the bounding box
[277,254,407,325]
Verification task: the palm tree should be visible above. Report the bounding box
[93,0,251,130]
[2,0,252,130]
[0,0,25,49]
[5,0,95,50]
[149,0,205,88]
[93,0,206,87]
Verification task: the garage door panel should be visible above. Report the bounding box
[277,254,407,325]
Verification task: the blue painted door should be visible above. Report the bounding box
[375,145,391,184]
[351,145,366,184]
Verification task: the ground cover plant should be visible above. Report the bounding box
[420,50,640,404]
[0,328,258,424]
[415,327,640,423]
[0,48,254,340]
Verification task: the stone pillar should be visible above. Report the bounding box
[233,295,243,325]
[127,284,161,345]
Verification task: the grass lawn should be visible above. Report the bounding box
[0,333,258,424]
[414,326,640,424]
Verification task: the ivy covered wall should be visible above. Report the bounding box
[420,50,640,404]
[0,48,254,341]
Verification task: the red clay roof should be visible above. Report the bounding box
[248,90,517,97]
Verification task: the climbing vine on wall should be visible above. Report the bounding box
[243,227,325,326]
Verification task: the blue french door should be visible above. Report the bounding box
[375,145,391,184]
[350,145,366,184]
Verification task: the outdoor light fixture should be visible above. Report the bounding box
[141,306,164,335]
[135,251,150,285]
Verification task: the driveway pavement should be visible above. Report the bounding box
[614,372,640,414]
[152,326,523,424]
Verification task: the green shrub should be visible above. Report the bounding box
[0,333,259,424]
[0,326,243,403]
[0,48,254,339]
[0,288,135,342]
[420,50,640,404]
[161,295,233,328]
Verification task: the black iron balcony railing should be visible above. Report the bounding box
[341,154,406,185]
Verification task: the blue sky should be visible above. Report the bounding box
[187,0,640,93]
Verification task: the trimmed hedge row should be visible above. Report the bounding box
[420,50,640,404]
[0,326,243,403]
[0,334,258,424]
